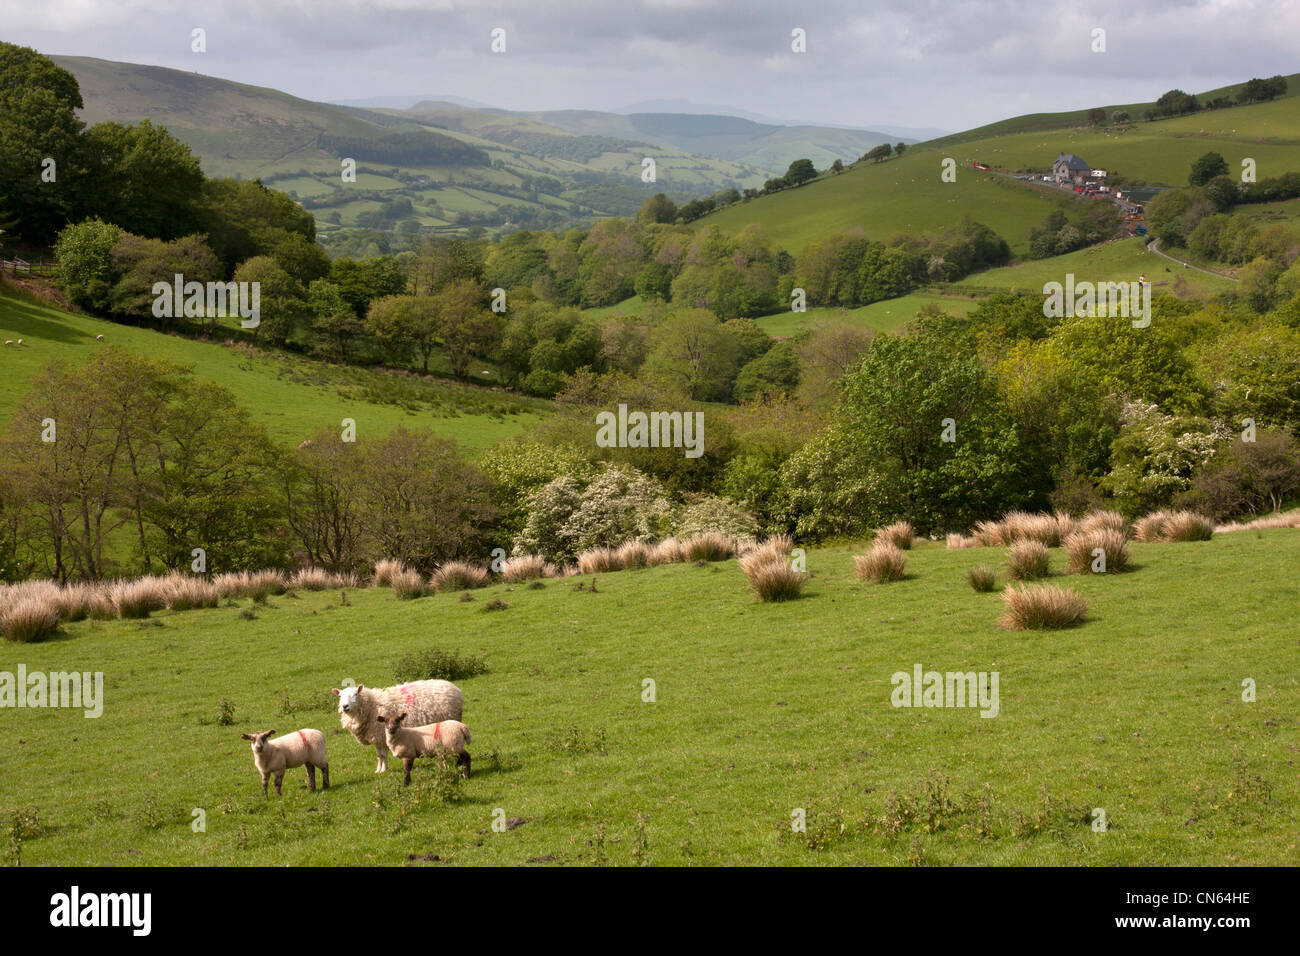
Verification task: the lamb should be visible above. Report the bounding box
[3,341,12,347]
[376,713,472,784]
[240,728,329,796]
[332,679,463,773]
[95,334,104,341]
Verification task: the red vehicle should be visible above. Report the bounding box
[972,162,990,170]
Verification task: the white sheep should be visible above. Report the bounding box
[95,334,104,341]
[3,341,12,347]
[376,713,472,784]
[332,680,463,773]
[240,728,329,796]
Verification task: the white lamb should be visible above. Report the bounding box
[240,728,329,796]
[376,713,472,784]
[332,680,463,773]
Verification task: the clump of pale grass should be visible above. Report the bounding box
[973,519,1010,547]
[501,554,549,582]
[1132,510,1173,542]
[646,538,685,566]
[967,565,997,592]
[683,532,736,562]
[577,546,623,574]
[1160,511,1214,542]
[739,546,806,601]
[291,567,360,591]
[1064,528,1130,574]
[1002,511,1064,547]
[875,520,914,550]
[999,583,1088,630]
[371,558,406,588]
[430,561,491,593]
[614,540,650,570]
[1005,540,1051,580]
[161,572,220,611]
[1079,510,1128,538]
[1,594,60,642]
[390,566,427,599]
[854,542,907,583]
[946,533,977,549]
[111,577,167,619]
[1215,510,1300,533]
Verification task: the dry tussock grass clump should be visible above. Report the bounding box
[372,559,407,588]
[501,554,549,582]
[946,533,977,549]
[973,519,1010,548]
[111,577,167,619]
[875,520,914,550]
[1005,540,1051,581]
[743,535,795,568]
[683,532,736,562]
[1132,509,1173,543]
[1161,511,1214,542]
[576,547,623,574]
[1216,510,1300,533]
[614,540,650,570]
[1063,528,1130,574]
[1003,511,1065,547]
[739,547,806,602]
[292,567,360,591]
[646,538,686,566]
[854,542,907,583]
[213,571,250,598]
[161,572,220,611]
[1000,583,1088,630]
[1079,510,1128,538]
[430,561,491,593]
[1,594,60,643]
[390,566,427,599]
[967,565,997,592]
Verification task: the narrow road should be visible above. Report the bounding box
[1145,238,1238,281]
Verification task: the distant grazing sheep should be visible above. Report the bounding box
[377,713,472,783]
[95,334,104,341]
[3,341,12,347]
[240,728,329,796]
[333,680,463,773]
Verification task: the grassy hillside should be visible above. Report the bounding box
[952,237,1237,297]
[926,72,1300,148]
[698,83,1300,261]
[753,294,979,338]
[0,288,548,455]
[699,152,1070,256]
[3,531,1295,865]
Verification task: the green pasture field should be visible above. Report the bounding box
[2,532,1295,866]
[0,289,549,455]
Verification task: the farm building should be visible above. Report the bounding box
[1052,153,1092,185]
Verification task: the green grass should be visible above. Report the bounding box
[701,153,1065,256]
[0,288,550,455]
[3,532,1295,866]
[753,294,979,338]
[953,238,1238,297]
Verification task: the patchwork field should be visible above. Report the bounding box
[2,532,1295,866]
[0,289,549,455]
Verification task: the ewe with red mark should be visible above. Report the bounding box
[376,713,472,784]
[333,680,463,773]
[240,728,329,796]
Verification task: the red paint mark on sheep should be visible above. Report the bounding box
[400,685,415,708]
[297,730,310,748]
[433,722,441,741]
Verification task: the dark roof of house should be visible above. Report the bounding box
[1054,153,1091,170]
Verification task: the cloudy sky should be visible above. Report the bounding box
[2,0,1294,132]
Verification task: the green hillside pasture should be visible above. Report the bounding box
[755,294,978,338]
[2,532,1295,865]
[1241,197,1300,227]
[0,290,548,455]
[700,151,1072,256]
[954,238,1238,298]
[922,97,1300,188]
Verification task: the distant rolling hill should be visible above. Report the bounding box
[50,55,772,240]
[698,73,1300,258]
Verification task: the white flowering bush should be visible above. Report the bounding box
[674,494,761,541]
[513,464,674,563]
[1102,401,1230,513]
